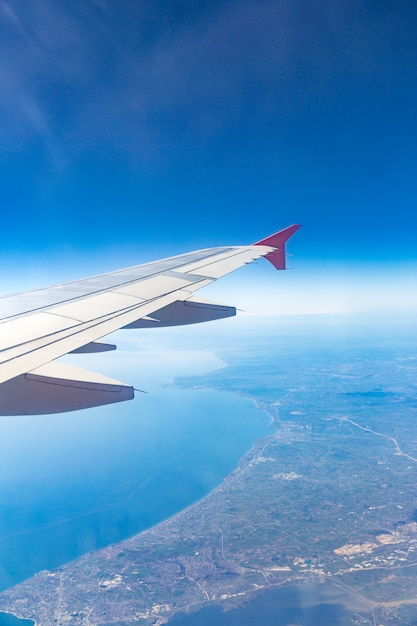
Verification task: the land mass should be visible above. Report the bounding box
[0,320,416,625]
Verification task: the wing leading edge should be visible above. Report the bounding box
[0,225,300,415]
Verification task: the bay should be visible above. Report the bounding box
[167,583,370,625]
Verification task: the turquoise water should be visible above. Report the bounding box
[0,613,33,626]
[0,379,269,592]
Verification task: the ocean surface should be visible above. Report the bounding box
[0,333,270,593]
[0,613,33,626]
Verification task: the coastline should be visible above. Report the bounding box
[0,610,35,626]
[1,315,415,624]
[0,370,273,624]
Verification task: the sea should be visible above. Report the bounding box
[0,614,33,626]
[0,326,271,596]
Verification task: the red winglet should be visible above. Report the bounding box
[253,224,301,270]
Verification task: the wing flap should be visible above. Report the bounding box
[124,297,236,328]
[69,341,117,354]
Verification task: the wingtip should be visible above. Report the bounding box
[253,224,302,247]
[253,224,301,270]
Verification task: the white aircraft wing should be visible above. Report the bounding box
[0,225,300,415]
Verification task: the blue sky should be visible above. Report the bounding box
[0,0,416,313]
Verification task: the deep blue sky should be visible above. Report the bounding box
[0,0,416,312]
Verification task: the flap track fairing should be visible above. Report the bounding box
[0,362,133,415]
[123,297,236,329]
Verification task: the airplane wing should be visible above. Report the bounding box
[0,225,300,415]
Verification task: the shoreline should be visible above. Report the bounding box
[0,610,36,626]
[0,379,272,622]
